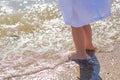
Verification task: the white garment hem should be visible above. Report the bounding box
[64,12,112,28]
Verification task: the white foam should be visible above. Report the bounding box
[0,0,120,79]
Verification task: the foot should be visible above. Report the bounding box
[86,49,96,57]
[67,51,91,61]
[86,44,97,57]
[86,44,97,51]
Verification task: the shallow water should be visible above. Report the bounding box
[0,0,120,79]
[0,0,119,53]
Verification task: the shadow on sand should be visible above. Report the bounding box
[74,55,102,80]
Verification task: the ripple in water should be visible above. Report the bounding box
[0,0,120,79]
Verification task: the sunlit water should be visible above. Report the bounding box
[0,0,120,79]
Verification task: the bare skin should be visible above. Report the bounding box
[82,24,96,50]
[68,24,96,60]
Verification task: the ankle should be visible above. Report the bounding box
[86,44,96,50]
[86,48,96,51]
[86,46,96,50]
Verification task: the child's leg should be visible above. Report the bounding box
[82,24,96,50]
[68,26,90,60]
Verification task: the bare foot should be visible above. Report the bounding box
[86,44,97,50]
[67,51,91,60]
[86,49,95,57]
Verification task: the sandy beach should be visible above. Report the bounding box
[0,0,120,80]
[98,43,120,80]
[0,43,120,80]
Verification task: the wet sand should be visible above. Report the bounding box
[0,0,120,79]
[0,43,120,80]
[97,43,120,80]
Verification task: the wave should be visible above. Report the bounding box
[0,0,119,56]
[0,0,120,79]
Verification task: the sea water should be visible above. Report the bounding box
[0,0,120,79]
